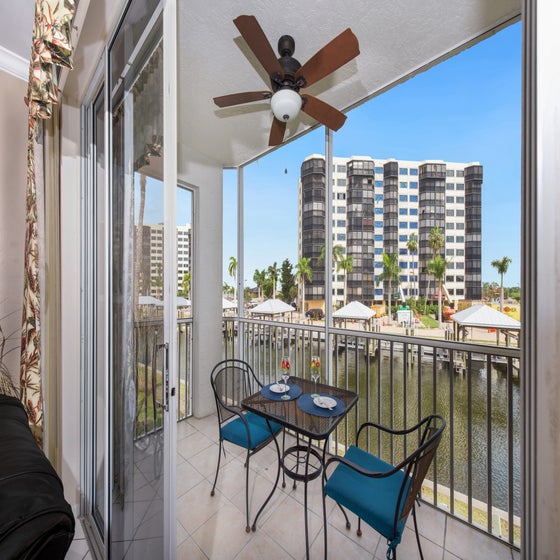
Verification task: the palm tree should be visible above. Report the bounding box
[337,255,354,305]
[319,243,345,307]
[253,268,266,299]
[228,256,237,302]
[267,262,279,298]
[491,256,512,312]
[407,232,418,300]
[318,243,344,266]
[425,227,445,311]
[295,257,312,314]
[179,271,191,298]
[377,253,401,325]
[427,254,448,328]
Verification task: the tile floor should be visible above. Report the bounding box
[66,415,521,559]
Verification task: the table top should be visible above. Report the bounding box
[242,377,358,440]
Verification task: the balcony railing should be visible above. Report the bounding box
[222,316,521,550]
[133,317,193,440]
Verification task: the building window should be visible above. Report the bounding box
[374,167,383,174]
[374,221,383,228]
[399,234,408,242]
[375,180,383,187]
[375,262,383,268]
[409,221,418,228]
[409,181,418,188]
[374,234,383,241]
[446,235,454,243]
[456,183,465,190]
[446,209,455,216]
[337,164,347,173]
[400,182,407,188]
[336,233,346,240]
[336,220,346,227]
[399,195,408,202]
[337,178,347,186]
[456,236,464,242]
[456,170,464,177]
[399,168,408,175]
[409,208,418,215]
[446,196,454,203]
[337,193,346,200]
[446,170,455,177]
[399,221,408,228]
[446,183,455,190]
[409,195,418,202]
[399,208,408,215]
[374,247,383,254]
[374,208,383,214]
[456,196,465,203]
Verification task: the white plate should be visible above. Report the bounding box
[313,396,337,409]
[269,383,290,394]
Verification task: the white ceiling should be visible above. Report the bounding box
[0,0,521,169]
[178,0,520,167]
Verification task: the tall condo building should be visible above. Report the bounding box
[299,155,482,310]
[135,223,192,299]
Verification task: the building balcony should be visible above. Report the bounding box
[69,316,521,559]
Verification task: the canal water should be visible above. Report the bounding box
[241,332,521,517]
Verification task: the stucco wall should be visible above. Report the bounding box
[0,70,27,387]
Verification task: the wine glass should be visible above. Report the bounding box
[280,355,291,400]
[310,355,321,398]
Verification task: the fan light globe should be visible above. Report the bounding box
[270,89,302,122]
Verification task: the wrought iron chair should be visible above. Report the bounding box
[322,414,445,560]
[210,359,282,532]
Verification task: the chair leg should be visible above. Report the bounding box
[322,485,328,559]
[337,502,351,529]
[210,438,224,497]
[412,505,424,560]
[357,517,362,537]
[244,448,251,533]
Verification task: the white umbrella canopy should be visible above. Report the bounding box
[177,296,191,307]
[138,295,163,306]
[222,298,237,309]
[250,299,294,315]
[451,303,521,330]
[333,301,376,321]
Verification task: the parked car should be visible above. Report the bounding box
[305,308,324,320]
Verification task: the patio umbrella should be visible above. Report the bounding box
[138,295,163,306]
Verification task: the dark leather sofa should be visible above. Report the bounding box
[0,394,75,559]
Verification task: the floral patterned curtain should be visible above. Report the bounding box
[21,0,75,443]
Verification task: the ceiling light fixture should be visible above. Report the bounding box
[270,88,302,122]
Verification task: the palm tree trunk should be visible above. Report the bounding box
[500,275,504,312]
[387,280,392,325]
[438,280,443,329]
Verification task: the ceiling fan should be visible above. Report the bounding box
[214,15,360,146]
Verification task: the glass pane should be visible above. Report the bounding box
[92,86,106,533]
[109,3,164,557]
[176,186,192,419]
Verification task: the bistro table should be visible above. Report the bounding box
[242,376,358,559]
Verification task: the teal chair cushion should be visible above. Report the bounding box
[221,412,281,450]
[324,445,411,542]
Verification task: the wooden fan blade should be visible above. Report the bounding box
[295,28,359,88]
[268,118,287,146]
[214,91,271,108]
[234,15,283,78]
[301,94,347,131]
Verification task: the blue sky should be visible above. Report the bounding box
[223,21,522,288]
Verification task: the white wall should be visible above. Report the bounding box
[178,146,224,418]
[0,70,27,387]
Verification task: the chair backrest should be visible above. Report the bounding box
[397,414,446,523]
[210,359,262,425]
